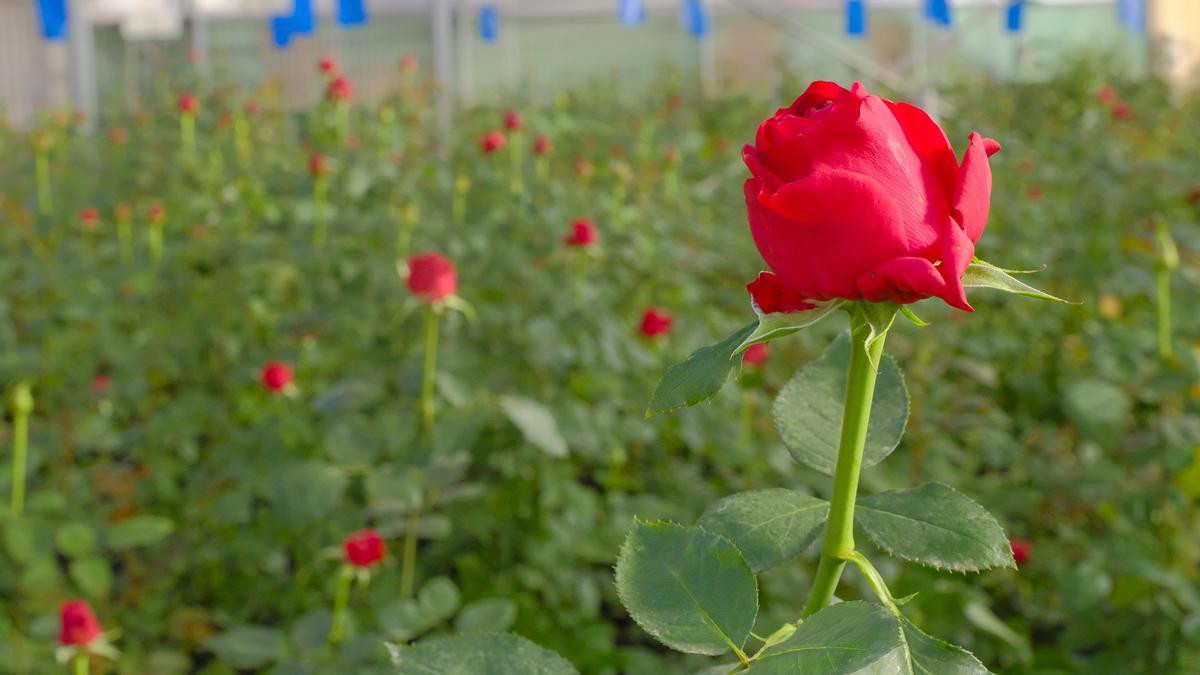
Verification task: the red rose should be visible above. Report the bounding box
[407,253,457,303]
[309,153,327,178]
[640,308,673,338]
[1188,186,1200,206]
[1010,537,1031,568]
[746,272,815,314]
[343,529,386,568]
[564,218,598,247]
[318,56,337,75]
[742,343,769,366]
[244,101,260,118]
[261,361,293,392]
[326,77,353,102]
[533,135,552,156]
[1096,85,1118,105]
[742,81,999,312]
[480,130,507,154]
[91,373,112,394]
[147,203,165,225]
[80,208,100,230]
[178,93,198,115]
[59,600,102,646]
[1111,101,1132,120]
[399,53,418,73]
[504,109,523,132]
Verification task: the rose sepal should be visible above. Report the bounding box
[963,259,1072,304]
[55,631,121,663]
[732,299,845,356]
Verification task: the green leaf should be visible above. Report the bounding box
[614,520,757,656]
[106,516,175,551]
[772,334,909,476]
[55,522,97,557]
[646,322,755,416]
[857,483,1014,572]
[1062,378,1130,445]
[746,602,906,673]
[901,617,993,674]
[289,609,333,654]
[499,396,568,457]
[389,632,577,674]
[271,462,347,528]
[963,602,1032,665]
[68,557,113,598]
[695,489,828,573]
[206,626,286,670]
[417,576,461,623]
[734,301,844,355]
[962,261,1070,303]
[899,305,929,327]
[454,598,518,633]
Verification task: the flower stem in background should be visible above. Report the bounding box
[400,504,421,599]
[803,315,886,617]
[397,201,418,257]
[452,174,468,224]
[1155,222,1178,363]
[313,176,328,250]
[336,102,350,143]
[327,566,354,646]
[117,216,132,263]
[8,383,32,517]
[536,155,549,182]
[73,653,89,675]
[35,150,51,216]
[234,114,251,163]
[181,114,196,161]
[148,223,164,268]
[420,307,440,434]
[509,131,524,195]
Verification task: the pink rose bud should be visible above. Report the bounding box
[1096,85,1118,105]
[147,203,165,225]
[743,81,999,313]
[406,252,457,303]
[1111,101,1132,120]
[80,208,100,231]
[742,343,769,366]
[91,373,112,394]
[261,361,294,392]
[504,109,523,132]
[1010,537,1032,567]
[640,308,673,338]
[343,529,386,568]
[244,101,261,118]
[326,77,353,103]
[59,600,102,646]
[399,53,418,73]
[178,93,198,115]
[318,56,337,75]
[564,218,598,247]
[480,130,507,154]
[309,153,327,178]
[532,135,552,156]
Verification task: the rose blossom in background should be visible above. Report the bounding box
[480,130,507,154]
[1010,538,1032,568]
[59,601,102,646]
[399,53,418,73]
[564,218,598,247]
[533,135,552,156]
[91,373,112,394]
[327,77,353,102]
[742,81,1000,313]
[640,309,673,338]
[178,93,198,115]
[261,362,294,392]
[343,529,386,568]
[406,253,457,303]
[318,56,337,75]
[504,109,523,132]
[80,208,100,231]
[309,153,327,178]
[742,343,769,366]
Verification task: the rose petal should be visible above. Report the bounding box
[857,257,949,306]
[952,132,997,243]
[884,100,958,198]
[746,271,816,314]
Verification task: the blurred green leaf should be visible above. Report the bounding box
[499,396,568,458]
[647,322,755,415]
[454,598,518,633]
[390,633,577,674]
[106,515,175,551]
[207,626,286,670]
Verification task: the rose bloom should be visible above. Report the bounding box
[1096,85,1118,105]
[244,100,261,118]
[326,77,353,102]
[59,600,102,646]
[309,153,327,178]
[742,343,769,366]
[91,373,112,394]
[399,53,418,73]
[480,130,507,154]
[407,253,457,303]
[1111,101,1132,121]
[178,93,198,115]
[343,529,386,568]
[564,218,598,247]
[640,308,673,338]
[261,361,293,392]
[1188,186,1200,206]
[109,127,128,145]
[147,203,165,225]
[504,109,523,132]
[1010,537,1032,567]
[318,56,337,75]
[80,208,100,231]
[533,135,552,156]
[742,81,1000,313]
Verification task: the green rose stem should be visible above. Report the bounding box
[803,315,886,617]
[419,306,440,434]
[509,131,524,195]
[148,220,164,268]
[313,175,329,249]
[234,113,252,164]
[536,154,549,183]
[181,113,196,161]
[327,565,354,646]
[73,652,89,675]
[397,201,418,256]
[336,102,350,143]
[1155,222,1179,362]
[117,212,133,262]
[452,174,468,224]
[8,383,33,517]
[35,148,52,216]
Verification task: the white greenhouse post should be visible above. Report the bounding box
[191,0,210,73]
[431,0,456,138]
[68,0,98,132]
[698,22,717,99]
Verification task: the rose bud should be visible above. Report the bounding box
[147,203,165,225]
[533,135,552,156]
[640,308,673,339]
[309,153,327,178]
[399,53,418,73]
[80,208,100,231]
[503,109,523,132]
[91,373,112,394]
[178,93,198,115]
[1187,186,1200,206]
[480,130,507,154]
[742,81,1000,313]
[59,600,103,646]
[116,203,132,221]
[1096,85,1118,105]
[742,343,769,366]
[260,361,294,392]
[406,252,457,303]
[564,218,598,247]
[109,127,129,146]
[663,146,680,165]
[574,157,594,179]
[1111,101,1132,120]
[318,56,337,75]
[244,100,261,118]
[1010,537,1032,568]
[326,77,353,103]
[1026,185,1043,202]
[343,529,386,568]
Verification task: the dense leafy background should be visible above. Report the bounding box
[0,56,1198,674]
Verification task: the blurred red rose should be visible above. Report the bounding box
[742,343,769,366]
[742,81,999,312]
[261,361,294,392]
[80,208,100,231]
[481,130,507,154]
[326,77,353,102]
[91,373,112,394]
[309,153,327,178]
[533,135,552,156]
[343,529,386,568]
[147,203,165,225]
[640,308,673,338]
[1096,85,1118,105]
[59,601,102,646]
[318,56,337,75]
[178,93,198,115]
[407,253,457,303]
[399,53,418,73]
[504,109,523,132]
[1010,537,1032,567]
[1111,101,1132,120]
[564,218,598,247]
[244,101,260,118]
